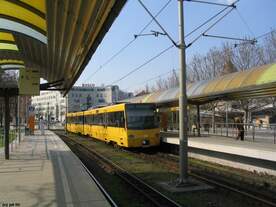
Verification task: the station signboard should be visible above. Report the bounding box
[19,68,40,95]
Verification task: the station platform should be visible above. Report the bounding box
[0,130,111,207]
[161,133,276,175]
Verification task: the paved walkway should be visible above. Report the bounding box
[0,131,111,207]
[161,134,276,175]
[162,135,276,162]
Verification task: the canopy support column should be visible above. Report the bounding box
[197,104,201,137]
[4,94,10,160]
[226,102,228,137]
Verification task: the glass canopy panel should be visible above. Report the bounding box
[0,31,15,42]
[0,64,25,69]
[19,0,46,13]
[0,18,47,44]
[256,64,276,85]
[0,0,46,32]
[0,43,18,51]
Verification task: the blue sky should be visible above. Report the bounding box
[76,0,276,92]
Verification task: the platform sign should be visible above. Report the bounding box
[19,69,40,95]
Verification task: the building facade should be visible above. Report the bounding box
[31,91,66,122]
[67,84,132,112]
[31,84,133,122]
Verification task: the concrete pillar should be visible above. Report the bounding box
[178,0,189,183]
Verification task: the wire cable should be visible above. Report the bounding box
[235,9,255,37]
[109,0,239,86]
[256,29,276,40]
[185,0,234,7]
[187,6,236,48]
[83,0,172,83]
[125,69,178,90]
[109,44,175,85]
[185,4,232,39]
[138,0,178,47]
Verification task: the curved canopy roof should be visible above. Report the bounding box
[125,63,276,105]
[0,0,127,92]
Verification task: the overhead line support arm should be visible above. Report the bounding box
[138,0,178,47]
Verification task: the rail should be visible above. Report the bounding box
[132,151,276,207]
[58,133,183,207]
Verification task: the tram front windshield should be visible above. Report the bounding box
[126,105,158,130]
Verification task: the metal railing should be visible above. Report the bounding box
[0,124,25,151]
[200,122,276,144]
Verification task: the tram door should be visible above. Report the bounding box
[101,112,108,141]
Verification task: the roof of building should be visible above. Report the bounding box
[0,0,127,94]
[124,63,276,105]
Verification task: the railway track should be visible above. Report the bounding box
[191,173,276,207]
[132,152,276,207]
[57,132,183,207]
[55,131,276,207]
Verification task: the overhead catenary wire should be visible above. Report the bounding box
[137,0,178,47]
[125,69,179,91]
[203,34,256,44]
[184,0,234,7]
[83,0,172,83]
[232,29,276,48]
[187,6,236,48]
[235,8,255,37]
[256,29,276,40]
[185,2,235,39]
[109,44,175,85]
[88,0,236,84]
[109,1,239,86]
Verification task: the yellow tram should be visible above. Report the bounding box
[66,103,160,148]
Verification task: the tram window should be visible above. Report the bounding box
[107,113,115,127]
[106,111,125,127]
[116,112,125,127]
[99,114,104,125]
[84,115,90,124]
[94,114,98,125]
[85,115,90,124]
[91,115,95,124]
[94,113,104,125]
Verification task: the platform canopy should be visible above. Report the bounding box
[125,63,276,105]
[0,0,127,94]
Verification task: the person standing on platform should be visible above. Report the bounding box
[40,116,45,135]
[235,117,244,141]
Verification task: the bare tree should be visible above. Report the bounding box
[232,39,265,70]
[263,30,276,64]
[167,69,179,88]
